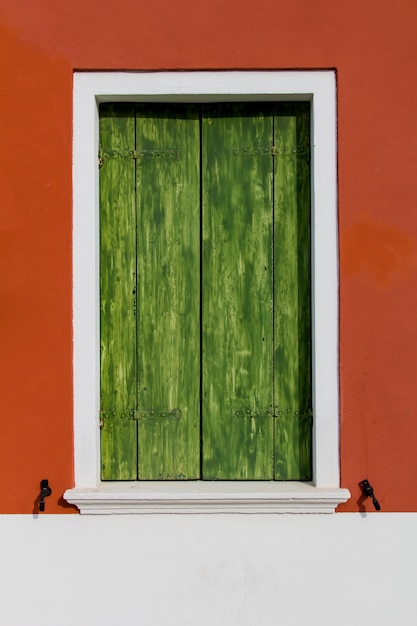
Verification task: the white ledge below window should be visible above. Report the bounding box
[64,482,350,514]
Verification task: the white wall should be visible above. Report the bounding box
[1,513,416,626]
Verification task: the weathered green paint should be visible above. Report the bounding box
[136,105,201,479]
[202,104,274,479]
[273,103,312,479]
[99,102,312,481]
[100,104,138,479]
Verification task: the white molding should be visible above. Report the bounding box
[66,71,349,514]
[65,482,350,514]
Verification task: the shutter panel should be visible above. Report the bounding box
[136,105,201,479]
[99,102,312,482]
[202,104,274,479]
[100,104,138,479]
[273,103,312,480]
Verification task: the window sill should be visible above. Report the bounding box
[64,482,350,514]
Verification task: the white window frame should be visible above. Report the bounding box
[64,71,350,514]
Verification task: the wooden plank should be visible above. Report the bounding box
[273,103,312,480]
[99,104,138,479]
[202,103,274,479]
[136,104,201,479]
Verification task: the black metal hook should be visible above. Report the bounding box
[359,479,381,511]
[39,479,52,512]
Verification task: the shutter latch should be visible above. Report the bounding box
[39,479,52,512]
[359,479,381,511]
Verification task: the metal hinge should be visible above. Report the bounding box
[233,407,275,418]
[135,408,181,420]
[98,148,179,168]
[232,146,310,157]
[233,407,313,423]
[274,408,313,425]
[99,408,181,427]
[99,409,135,428]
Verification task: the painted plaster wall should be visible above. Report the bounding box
[0,0,417,513]
[1,514,417,626]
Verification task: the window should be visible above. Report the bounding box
[65,72,350,512]
[100,102,312,481]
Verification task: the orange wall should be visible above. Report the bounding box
[1,0,416,512]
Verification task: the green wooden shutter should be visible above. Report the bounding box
[135,105,201,479]
[202,104,275,479]
[273,103,312,480]
[100,104,138,479]
[99,102,312,481]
